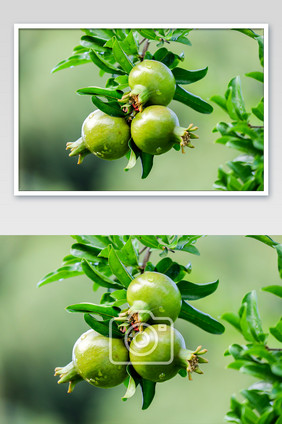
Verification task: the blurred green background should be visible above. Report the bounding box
[18,28,263,191]
[0,235,281,424]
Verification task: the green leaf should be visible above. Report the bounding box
[241,346,275,364]
[84,314,122,338]
[108,246,133,288]
[76,86,123,99]
[51,53,91,73]
[241,389,271,415]
[233,29,261,39]
[240,363,277,383]
[224,411,241,423]
[72,235,110,249]
[177,279,219,300]
[66,302,120,318]
[275,244,282,278]
[241,404,260,424]
[174,235,202,255]
[118,238,139,267]
[112,37,134,74]
[140,379,156,410]
[124,140,139,172]
[179,301,225,334]
[271,363,282,377]
[227,76,249,121]
[210,95,228,112]
[270,318,282,342]
[70,243,103,261]
[245,71,264,82]
[89,49,126,75]
[222,312,242,332]
[80,35,109,51]
[140,152,154,179]
[252,99,264,121]
[82,29,115,40]
[122,365,141,401]
[172,66,208,84]
[173,85,213,114]
[81,259,122,289]
[262,285,282,298]
[136,236,161,249]
[91,96,126,117]
[156,258,187,282]
[246,235,277,248]
[37,263,83,287]
[137,29,160,40]
[240,291,266,343]
[121,30,139,56]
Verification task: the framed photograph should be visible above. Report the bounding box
[14,24,268,195]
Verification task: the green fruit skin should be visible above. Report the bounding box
[127,271,182,323]
[129,60,176,106]
[82,110,130,160]
[130,325,185,382]
[131,106,179,155]
[73,329,128,388]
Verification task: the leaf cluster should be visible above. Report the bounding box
[38,234,224,409]
[211,31,264,191]
[223,289,282,424]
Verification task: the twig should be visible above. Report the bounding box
[140,247,152,273]
[140,39,150,61]
[265,346,282,352]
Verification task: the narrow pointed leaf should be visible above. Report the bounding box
[77,86,123,99]
[177,279,219,300]
[112,38,134,73]
[70,243,103,261]
[210,95,228,112]
[140,379,156,410]
[51,53,91,73]
[228,76,249,121]
[172,66,208,84]
[179,301,225,334]
[37,263,83,287]
[84,314,122,338]
[262,285,282,298]
[245,71,264,82]
[174,85,213,114]
[81,259,122,289]
[140,152,154,179]
[241,291,266,343]
[108,246,133,287]
[89,49,126,75]
[221,312,242,333]
[66,303,120,318]
[91,96,126,117]
[270,318,282,342]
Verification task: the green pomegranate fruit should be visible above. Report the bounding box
[54,329,128,392]
[131,106,198,155]
[130,324,208,383]
[124,60,176,111]
[66,110,130,163]
[125,271,182,324]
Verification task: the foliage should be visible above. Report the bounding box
[222,235,282,423]
[38,235,224,409]
[52,28,213,178]
[211,30,264,191]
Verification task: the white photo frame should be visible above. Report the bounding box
[14,23,268,196]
